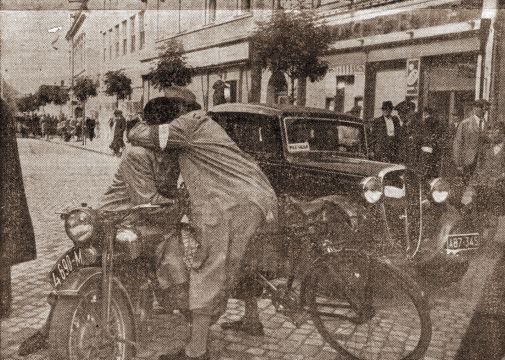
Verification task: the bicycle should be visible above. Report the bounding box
[240,196,432,360]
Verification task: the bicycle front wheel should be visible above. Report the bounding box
[306,250,431,360]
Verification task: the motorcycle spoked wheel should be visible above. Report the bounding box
[48,281,135,360]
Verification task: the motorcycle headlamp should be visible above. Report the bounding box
[361,176,383,204]
[429,178,450,203]
[65,209,95,247]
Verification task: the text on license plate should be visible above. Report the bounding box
[446,233,480,251]
[50,248,82,288]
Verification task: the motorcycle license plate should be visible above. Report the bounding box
[49,248,83,288]
[446,233,480,253]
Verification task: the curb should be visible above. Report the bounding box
[37,137,115,157]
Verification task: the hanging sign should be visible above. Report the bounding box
[406,58,420,96]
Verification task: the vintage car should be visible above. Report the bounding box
[209,103,471,283]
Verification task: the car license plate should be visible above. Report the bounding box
[446,233,480,253]
[49,248,83,288]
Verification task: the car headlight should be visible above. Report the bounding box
[116,228,139,243]
[430,178,450,203]
[116,228,141,259]
[65,209,95,247]
[361,176,383,204]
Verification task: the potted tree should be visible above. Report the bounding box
[250,9,333,105]
[72,76,98,145]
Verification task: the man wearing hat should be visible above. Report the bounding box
[18,96,190,356]
[369,100,402,163]
[128,86,278,360]
[453,99,490,184]
[212,79,229,106]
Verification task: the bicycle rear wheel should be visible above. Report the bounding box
[306,250,431,360]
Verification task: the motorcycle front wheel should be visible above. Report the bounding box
[48,281,135,360]
[305,250,431,360]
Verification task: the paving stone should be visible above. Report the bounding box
[246,347,266,356]
[1,139,502,360]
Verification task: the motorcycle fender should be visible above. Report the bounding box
[54,268,135,316]
[53,267,138,353]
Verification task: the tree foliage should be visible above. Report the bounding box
[52,87,70,106]
[251,10,334,101]
[103,69,132,103]
[147,39,193,91]
[16,93,41,113]
[35,85,69,107]
[73,76,98,103]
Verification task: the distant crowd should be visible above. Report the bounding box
[15,113,99,143]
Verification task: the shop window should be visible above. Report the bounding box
[224,80,238,103]
[335,75,355,113]
[207,0,216,24]
[266,70,288,105]
[240,0,251,12]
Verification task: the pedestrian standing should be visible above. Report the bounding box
[369,100,402,163]
[109,109,126,156]
[396,100,419,167]
[346,96,363,118]
[85,116,96,141]
[0,98,37,319]
[452,99,490,185]
[418,107,442,179]
[212,80,228,106]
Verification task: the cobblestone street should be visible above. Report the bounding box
[0,138,502,360]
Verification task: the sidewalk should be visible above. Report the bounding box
[47,133,115,157]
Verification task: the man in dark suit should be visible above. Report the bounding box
[370,100,402,163]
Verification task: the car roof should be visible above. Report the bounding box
[209,102,364,123]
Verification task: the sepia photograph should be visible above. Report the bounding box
[1,0,505,359]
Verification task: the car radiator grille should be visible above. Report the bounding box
[380,169,423,260]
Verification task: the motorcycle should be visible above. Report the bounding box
[47,202,183,360]
[47,196,432,360]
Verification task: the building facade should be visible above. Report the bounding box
[66,0,502,129]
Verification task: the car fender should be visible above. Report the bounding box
[418,204,472,263]
[285,194,363,232]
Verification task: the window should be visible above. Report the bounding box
[121,20,127,55]
[108,28,113,60]
[284,117,366,156]
[139,11,145,49]
[224,80,237,103]
[130,15,136,52]
[102,32,106,62]
[240,0,251,12]
[206,0,216,24]
[212,113,282,158]
[114,24,119,57]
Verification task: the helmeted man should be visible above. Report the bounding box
[127,86,278,360]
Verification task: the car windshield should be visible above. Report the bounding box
[284,117,367,157]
